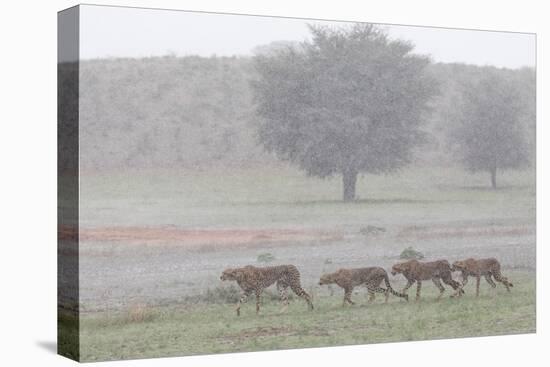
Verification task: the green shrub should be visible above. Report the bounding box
[257,252,276,263]
[399,246,424,260]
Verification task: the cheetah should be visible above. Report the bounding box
[451,258,513,296]
[391,259,464,301]
[319,267,409,306]
[220,265,314,316]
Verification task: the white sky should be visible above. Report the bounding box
[79,4,535,69]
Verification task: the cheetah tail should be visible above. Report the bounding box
[384,274,409,301]
[494,272,513,287]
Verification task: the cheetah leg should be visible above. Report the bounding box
[432,277,445,300]
[402,279,414,295]
[255,289,262,315]
[493,271,513,292]
[343,287,355,306]
[236,290,251,316]
[442,273,463,297]
[475,275,481,297]
[484,274,497,288]
[461,273,469,287]
[277,282,289,314]
[415,281,422,302]
[368,286,389,303]
[367,289,376,303]
[290,283,314,311]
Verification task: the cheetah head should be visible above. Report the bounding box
[391,262,409,276]
[451,260,466,272]
[220,268,238,281]
[318,273,335,286]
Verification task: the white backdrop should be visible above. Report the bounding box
[0,0,547,366]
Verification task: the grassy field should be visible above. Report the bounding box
[79,165,535,229]
[76,271,535,362]
[70,165,536,361]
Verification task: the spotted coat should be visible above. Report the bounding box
[220,265,314,316]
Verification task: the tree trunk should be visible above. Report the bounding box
[490,167,497,189]
[342,169,358,202]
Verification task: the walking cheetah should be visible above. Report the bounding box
[319,267,409,306]
[220,265,314,316]
[451,258,513,296]
[391,259,464,301]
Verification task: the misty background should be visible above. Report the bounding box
[76,57,535,174]
[74,5,535,177]
[60,8,536,360]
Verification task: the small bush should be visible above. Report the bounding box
[399,246,425,260]
[257,252,276,263]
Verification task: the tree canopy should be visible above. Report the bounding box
[450,69,531,188]
[252,24,439,201]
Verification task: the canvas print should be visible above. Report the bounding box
[58,4,536,362]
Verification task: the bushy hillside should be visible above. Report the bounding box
[79,56,267,171]
[75,56,534,171]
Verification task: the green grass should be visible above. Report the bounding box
[79,165,535,229]
[75,166,536,361]
[78,271,535,362]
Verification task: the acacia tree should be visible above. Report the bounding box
[450,70,530,189]
[252,24,438,201]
